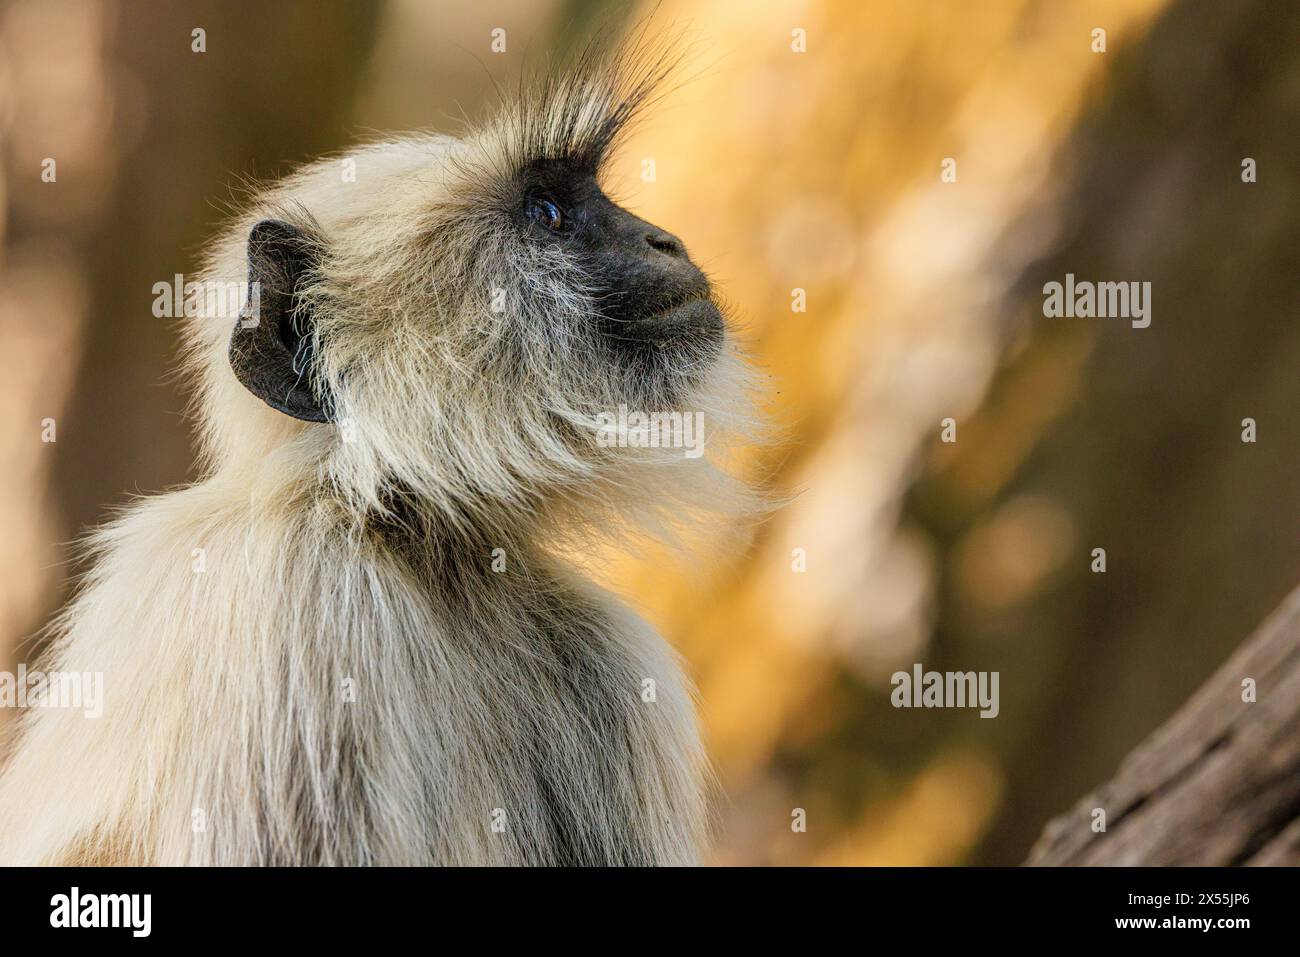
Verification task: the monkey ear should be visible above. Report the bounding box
[228,219,335,423]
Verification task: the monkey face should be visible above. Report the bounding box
[516,158,725,369]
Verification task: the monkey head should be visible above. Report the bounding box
[190,43,753,529]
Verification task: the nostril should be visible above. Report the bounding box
[645,232,684,258]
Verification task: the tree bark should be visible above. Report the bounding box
[1027,584,1300,865]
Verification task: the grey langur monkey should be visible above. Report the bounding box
[0,38,759,865]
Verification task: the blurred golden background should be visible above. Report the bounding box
[2,0,1297,865]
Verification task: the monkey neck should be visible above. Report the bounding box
[361,485,560,596]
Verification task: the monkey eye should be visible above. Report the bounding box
[526,197,565,232]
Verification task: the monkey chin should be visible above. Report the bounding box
[606,297,727,405]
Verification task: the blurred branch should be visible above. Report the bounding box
[1027,584,1300,865]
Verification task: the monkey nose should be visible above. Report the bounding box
[644,229,686,260]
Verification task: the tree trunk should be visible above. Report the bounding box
[1027,584,1300,865]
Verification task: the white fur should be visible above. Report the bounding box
[0,48,758,865]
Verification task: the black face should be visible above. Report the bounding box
[518,160,725,362]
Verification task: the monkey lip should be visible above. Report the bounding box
[642,297,725,339]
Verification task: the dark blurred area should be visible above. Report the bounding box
[910,0,1300,862]
[1,0,1296,864]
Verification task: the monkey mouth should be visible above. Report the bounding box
[600,295,725,380]
[641,297,725,345]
